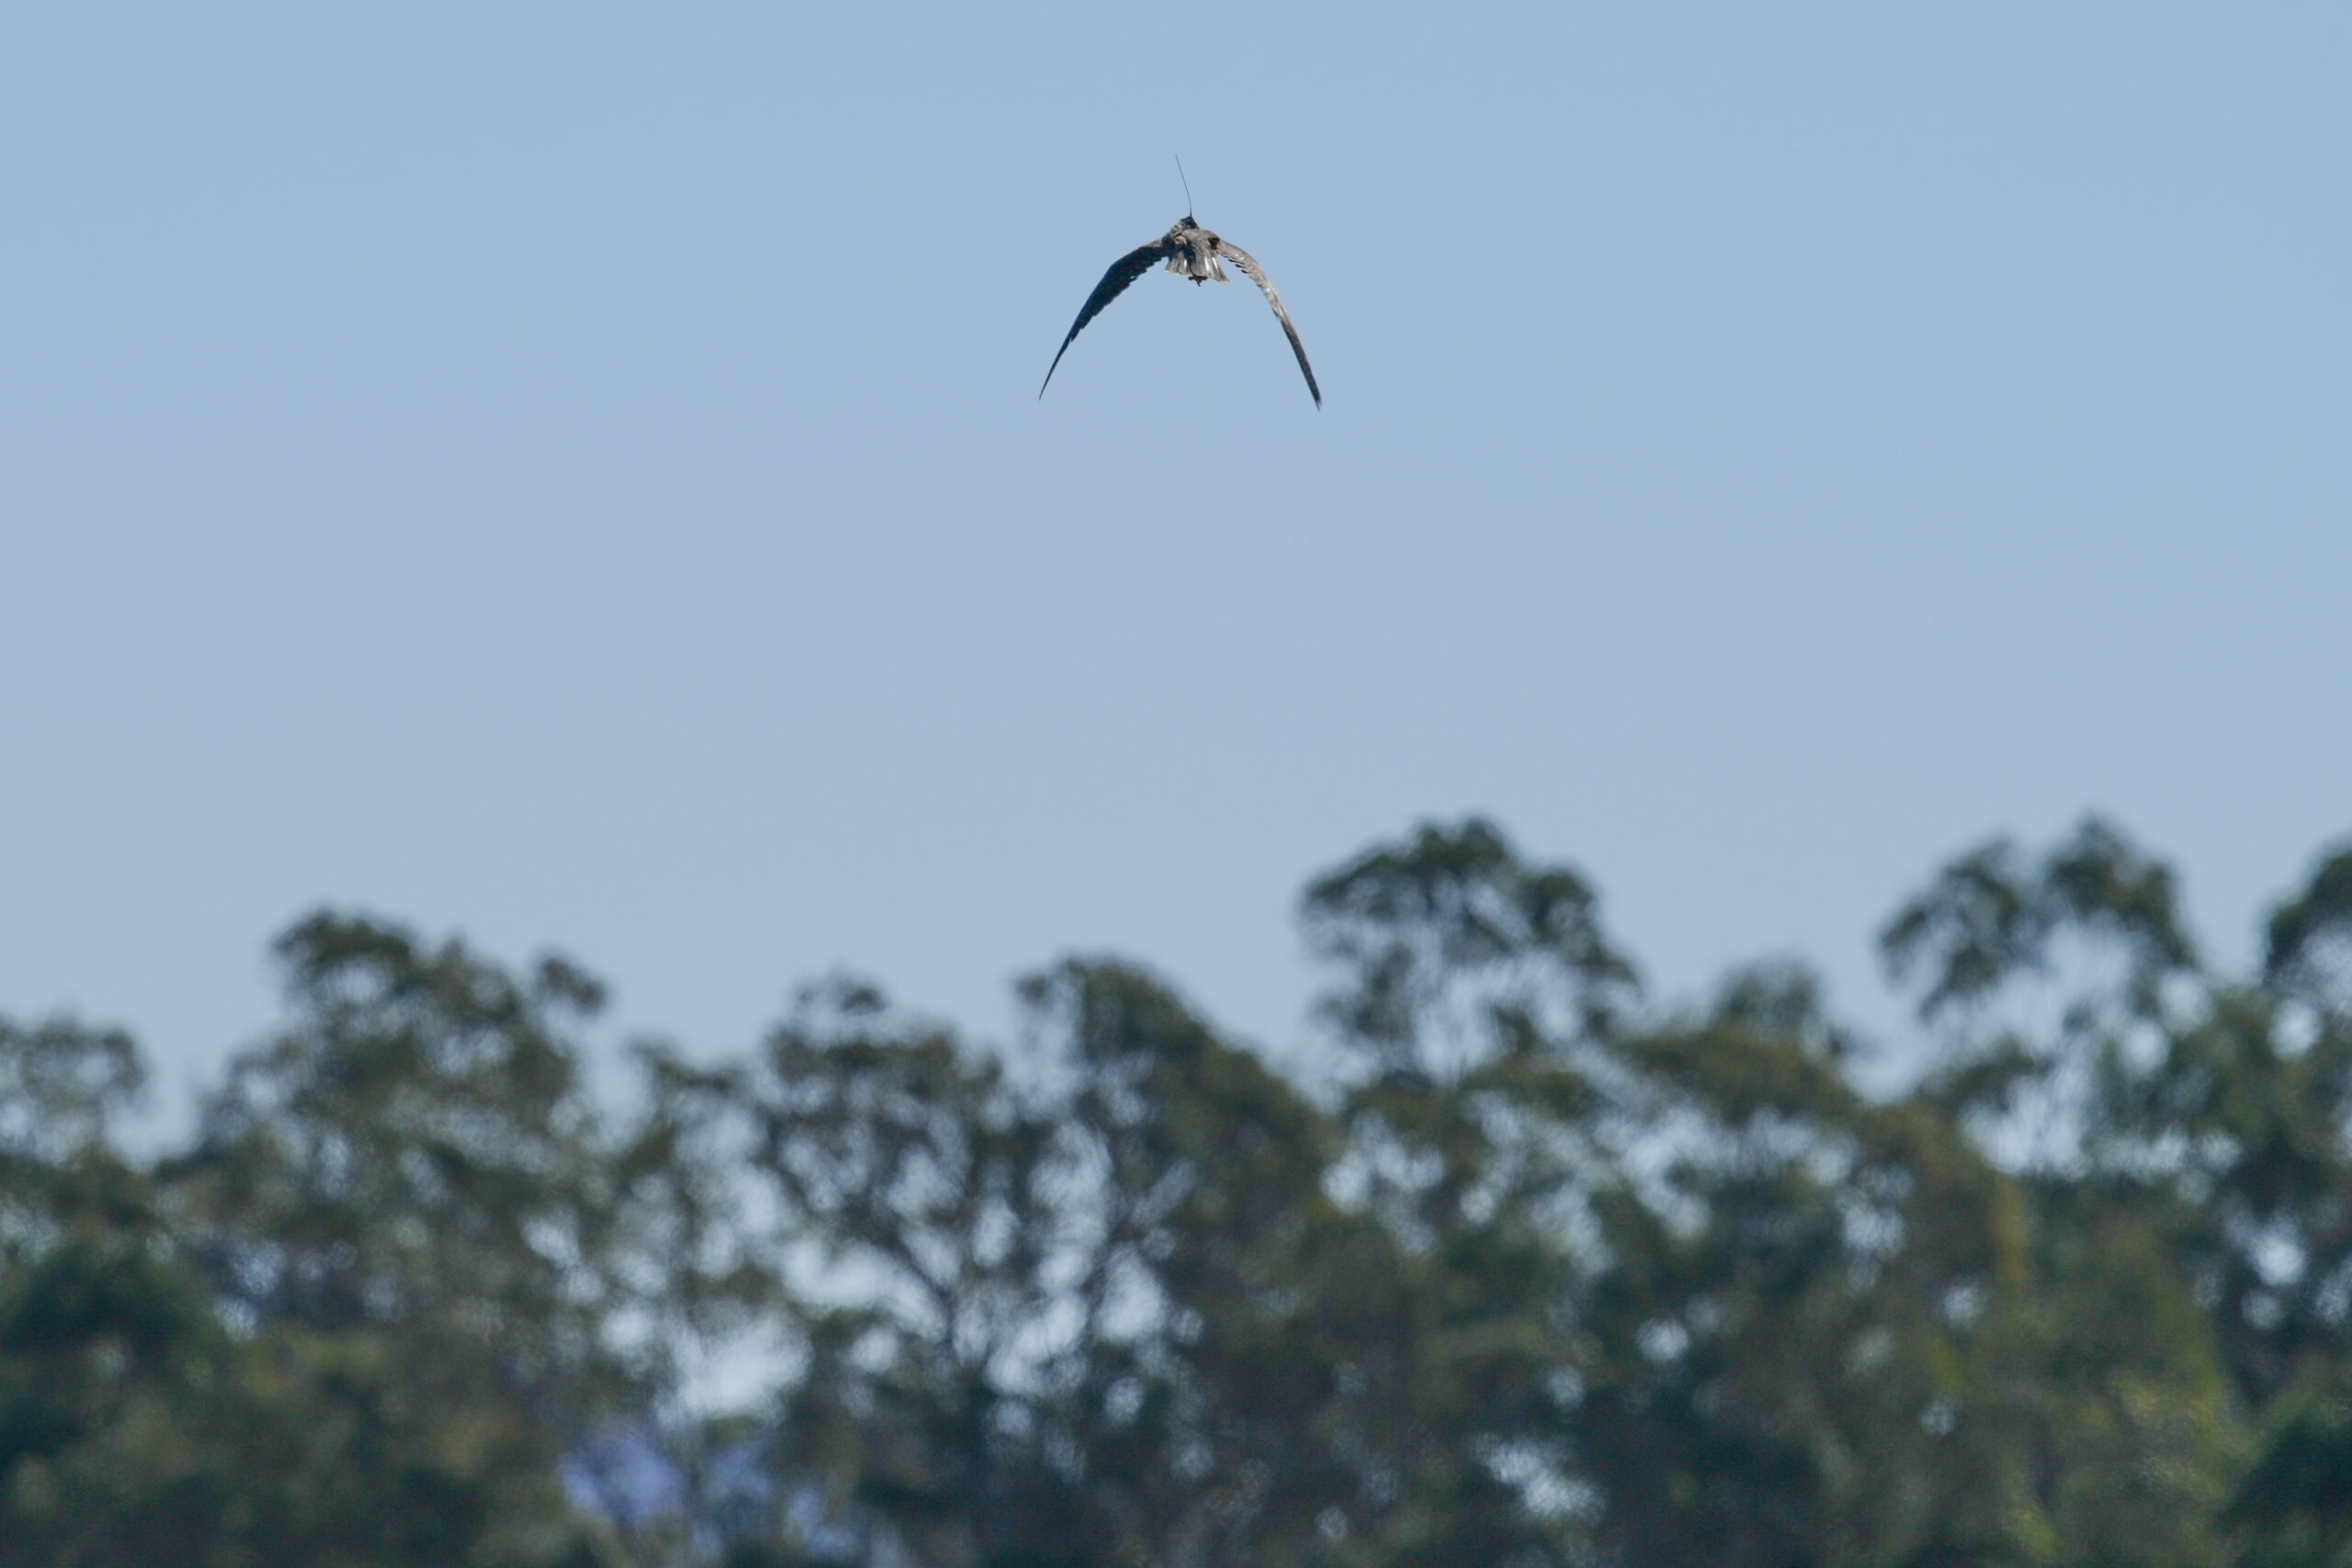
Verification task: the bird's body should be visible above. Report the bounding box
[1159,217,1228,283]
[1040,215,1320,406]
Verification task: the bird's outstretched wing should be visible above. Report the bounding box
[1039,238,1171,398]
[1215,239,1320,407]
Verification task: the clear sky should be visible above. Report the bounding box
[5,4,2347,1111]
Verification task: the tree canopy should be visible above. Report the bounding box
[6,818,2352,1567]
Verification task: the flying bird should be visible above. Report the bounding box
[1039,213,1321,407]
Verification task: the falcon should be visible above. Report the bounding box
[1038,213,1321,407]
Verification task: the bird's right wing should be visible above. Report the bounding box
[1039,238,1170,398]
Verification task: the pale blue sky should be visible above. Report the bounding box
[5,4,2347,1107]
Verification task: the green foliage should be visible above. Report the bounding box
[2267,840,2352,1021]
[6,820,2352,1564]
[2227,1360,2352,1566]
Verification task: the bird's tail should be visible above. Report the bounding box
[1163,251,1228,283]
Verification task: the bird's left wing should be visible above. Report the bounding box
[1039,237,1170,398]
[1215,239,1320,407]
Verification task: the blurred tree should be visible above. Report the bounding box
[8,819,2352,1567]
[2083,842,2352,1564]
[0,1014,225,1566]
[0,914,733,1566]
[691,963,1440,1568]
[1301,818,1636,1565]
[1306,818,2245,1568]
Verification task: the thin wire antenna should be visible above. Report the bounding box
[1174,153,1194,219]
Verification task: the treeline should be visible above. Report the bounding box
[6,818,2352,1567]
